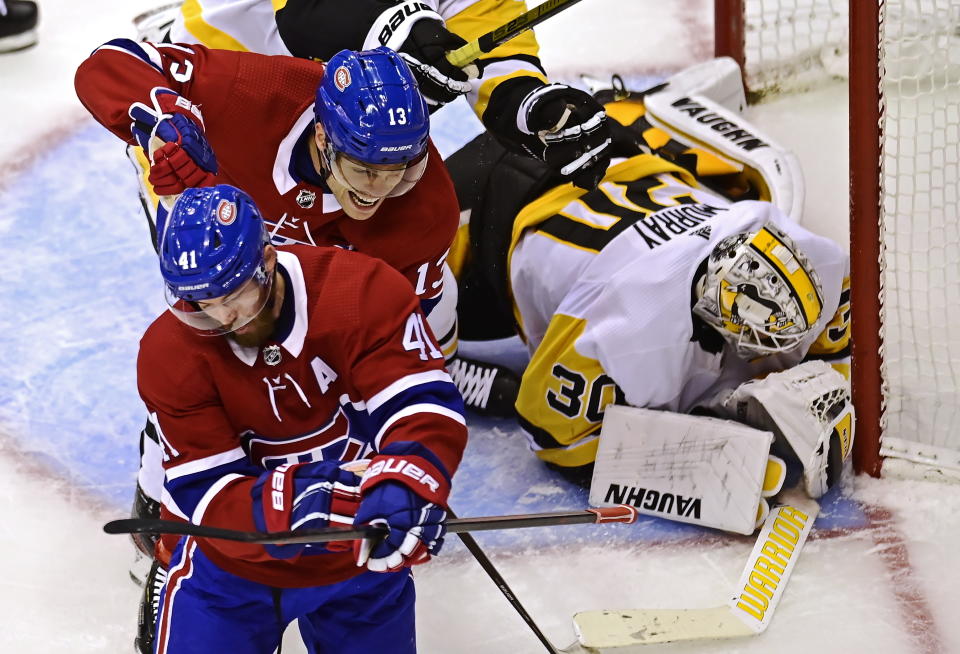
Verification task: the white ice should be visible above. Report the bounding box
[1,1,958,653]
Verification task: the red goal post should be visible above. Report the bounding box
[714,1,960,479]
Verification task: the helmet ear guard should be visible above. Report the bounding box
[693,224,824,357]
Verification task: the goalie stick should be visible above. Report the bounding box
[103,505,638,545]
[571,488,819,647]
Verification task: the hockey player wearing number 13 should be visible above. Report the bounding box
[448,64,855,506]
[137,183,467,653]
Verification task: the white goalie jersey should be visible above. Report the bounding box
[509,154,850,471]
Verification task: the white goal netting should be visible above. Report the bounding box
[739,0,960,473]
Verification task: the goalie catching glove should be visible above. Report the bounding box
[128,87,218,196]
[720,360,855,498]
[353,443,451,573]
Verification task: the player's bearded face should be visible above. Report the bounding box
[196,247,282,347]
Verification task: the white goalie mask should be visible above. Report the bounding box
[693,224,824,357]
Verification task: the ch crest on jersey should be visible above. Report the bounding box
[243,408,367,468]
[262,344,281,366]
[296,189,316,208]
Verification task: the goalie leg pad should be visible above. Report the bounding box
[643,85,805,222]
[590,406,774,535]
[721,360,855,498]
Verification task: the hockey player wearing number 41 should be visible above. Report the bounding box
[136,183,467,654]
[448,59,855,529]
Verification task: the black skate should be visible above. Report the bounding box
[0,1,38,53]
[134,559,167,654]
[448,355,520,418]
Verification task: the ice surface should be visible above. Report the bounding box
[1,1,958,653]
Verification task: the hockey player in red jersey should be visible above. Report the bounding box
[75,43,456,312]
[138,183,466,653]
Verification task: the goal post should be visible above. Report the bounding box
[848,0,884,477]
[714,0,960,478]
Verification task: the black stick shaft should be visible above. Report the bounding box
[103,506,636,545]
[449,509,563,654]
[446,0,588,67]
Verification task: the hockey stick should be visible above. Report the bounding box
[103,505,637,545]
[448,507,595,654]
[445,0,589,68]
[571,488,819,647]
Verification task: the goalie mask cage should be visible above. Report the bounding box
[715,0,960,478]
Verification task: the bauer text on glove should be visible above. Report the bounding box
[352,445,451,573]
[128,87,218,196]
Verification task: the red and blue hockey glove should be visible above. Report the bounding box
[252,460,362,559]
[128,87,218,196]
[353,445,451,572]
[516,83,612,190]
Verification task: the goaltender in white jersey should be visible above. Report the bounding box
[511,162,848,467]
[446,64,851,492]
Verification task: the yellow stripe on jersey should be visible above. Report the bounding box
[808,276,851,378]
[446,1,547,118]
[131,146,161,214]
[604,99,647,127]
[749,227,824,328]
[180,0,250,51]
[517,313,621,468]
[445,0,542,58]
[473,67,548,122]
[447,221,473,280]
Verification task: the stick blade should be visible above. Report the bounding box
[573,606,754,647]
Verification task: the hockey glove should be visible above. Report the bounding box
[353,445,450,572]
[252,460,362,559]
[397,18,473,108]
[516,83,612,190]
[128,87,218,196]
[720,360,855,498]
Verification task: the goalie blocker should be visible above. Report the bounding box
[590,361,853,533]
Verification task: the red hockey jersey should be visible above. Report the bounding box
[75,39,458,300]
[137,245,467,587]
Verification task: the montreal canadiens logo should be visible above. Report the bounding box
[334,66,351,91]
[216,200,237,225]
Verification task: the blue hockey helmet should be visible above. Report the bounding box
[158,185,273,335]
[315,47,430,198]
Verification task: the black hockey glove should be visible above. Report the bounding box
[516,84,612,190]
[397,18,473,108]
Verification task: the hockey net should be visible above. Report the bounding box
[715,0,960,478]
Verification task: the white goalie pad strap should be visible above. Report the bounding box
[722,360,855,498]
[363,1,443,51]
[643,88,805,222]
[589,406,773,535]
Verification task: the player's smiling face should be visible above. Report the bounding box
[313,124,407,221]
